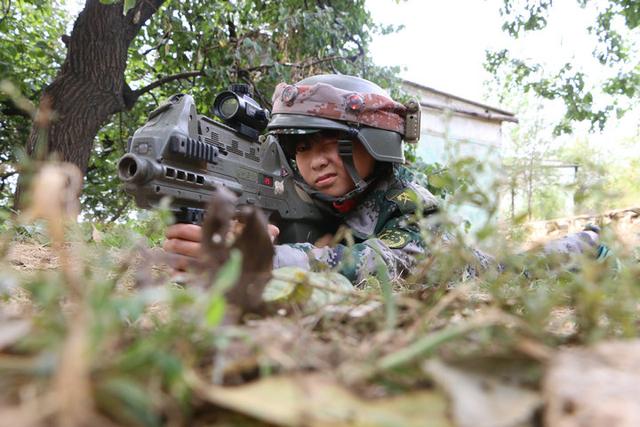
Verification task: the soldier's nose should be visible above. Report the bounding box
[311,156,329,169]
[310,150,329,169]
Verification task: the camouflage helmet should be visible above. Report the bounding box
[267,74,420,163]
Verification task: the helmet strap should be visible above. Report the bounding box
[337,138,367,192]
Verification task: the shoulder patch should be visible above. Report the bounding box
[377,228,412,249]
[385,188,418,214]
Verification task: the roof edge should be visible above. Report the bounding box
[420,101,519,124]
[402,79,516,118]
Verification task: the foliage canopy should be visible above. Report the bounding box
[485,0,640,134]
[0,0,402,220]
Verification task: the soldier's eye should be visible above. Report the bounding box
[295,142,311,153]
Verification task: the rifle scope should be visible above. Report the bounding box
[212,84,270,141]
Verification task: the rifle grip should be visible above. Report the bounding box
[174,207,206,225]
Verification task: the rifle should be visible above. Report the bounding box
[117,85,329,244]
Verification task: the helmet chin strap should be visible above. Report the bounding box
[337,138,367,192]
[293,133,375,205]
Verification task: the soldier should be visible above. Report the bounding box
[163,74,604,284]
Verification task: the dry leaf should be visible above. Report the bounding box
[23,162,82,229]
[199,187,274,317]
[52,310,95,427]
[200,186,237,271]
[544,340,640,427]
[91,224,103,243]
[424,359,541,427]
[0,320,30,350]
[187,371,452,427]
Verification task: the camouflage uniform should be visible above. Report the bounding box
[272,165,442,284]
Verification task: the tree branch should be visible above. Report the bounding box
[125,70,205,107]
[0,169,17,193]
[0,100,32,119]
[108,198,131,222]
[243,54,362,74]
[141,30,170,55]
[126,0,165,39]
[0,170,17,180]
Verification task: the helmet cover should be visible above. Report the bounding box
[271,76,408,135]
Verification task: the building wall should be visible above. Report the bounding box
[402,82,514,236]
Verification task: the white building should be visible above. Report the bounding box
[401,80,518,233]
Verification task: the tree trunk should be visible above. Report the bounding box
[15,0,164,208]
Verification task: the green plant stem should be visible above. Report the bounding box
[377,317,498,371]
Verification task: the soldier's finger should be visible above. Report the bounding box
[268,224,280,242]
[163,238,202,258]
[314,233,333,247]
[164,252,193,272]
[165,224,202,242]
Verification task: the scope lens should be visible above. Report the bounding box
[219,96,239,119]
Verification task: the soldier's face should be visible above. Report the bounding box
[294,132,375,197]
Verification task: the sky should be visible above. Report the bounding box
[366,0,505,103]
[366,0,613,104]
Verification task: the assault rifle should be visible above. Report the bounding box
[117,85,328,244]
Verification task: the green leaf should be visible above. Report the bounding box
[204,295,226,327]
[210,249,242,293]
[123,0,137,15]
[97,377,160,427]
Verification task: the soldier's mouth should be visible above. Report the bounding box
[315,173,337,187]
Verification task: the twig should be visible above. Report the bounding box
[141,30,170,55]
[0,169,16,193]
[0,100,32,119]
[131,70,205,99]
[108,199,131,223]
[243,54,361,74]
[422,284,468,326]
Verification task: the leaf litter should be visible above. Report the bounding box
[1,162,640,426]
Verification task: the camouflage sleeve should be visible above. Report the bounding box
[273,216,425,285]
[541,230,615,264]
[272,175,434,284]
[273,225,607,285]
[542,231,599,256]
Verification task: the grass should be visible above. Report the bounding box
[0,163,639,426]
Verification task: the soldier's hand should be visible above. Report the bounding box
[314,233,334,248]
[163,224,202,271]
[164,222,280,272]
